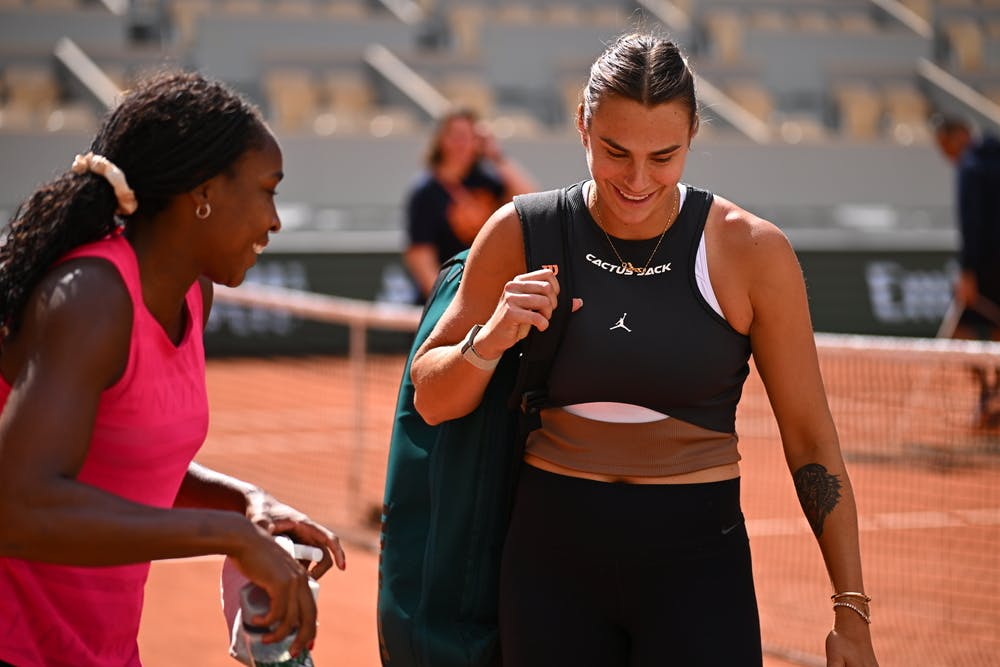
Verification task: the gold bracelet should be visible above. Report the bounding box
[831,591,871,602]
[833,601,871,624]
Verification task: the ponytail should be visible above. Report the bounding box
[0,170,120,337]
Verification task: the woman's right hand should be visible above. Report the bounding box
[473,267,579,360]
[232,524,318,655]
[412,201,579,425]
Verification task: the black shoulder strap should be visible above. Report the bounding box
[509,187,574,427]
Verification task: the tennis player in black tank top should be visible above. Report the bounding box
[410,33,879,667]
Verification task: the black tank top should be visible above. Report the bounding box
[546,181,751,434]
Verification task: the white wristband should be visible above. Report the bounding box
[460,324,500,371]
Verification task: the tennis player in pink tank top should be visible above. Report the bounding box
[0,72,345,667]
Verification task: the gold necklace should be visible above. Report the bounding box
[590,184,680,275]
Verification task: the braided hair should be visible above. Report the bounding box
[0,70,268,337]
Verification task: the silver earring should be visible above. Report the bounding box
[195,202,211,219]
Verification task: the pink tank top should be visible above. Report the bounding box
[0,234,209,667]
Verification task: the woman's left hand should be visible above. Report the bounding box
[245,489,346,577]
[825,628,879,667]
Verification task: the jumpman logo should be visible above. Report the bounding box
[609,313,632,332]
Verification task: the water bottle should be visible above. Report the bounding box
[238,579,319,666]
[222,536,323,667]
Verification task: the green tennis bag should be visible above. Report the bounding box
[377,188,573,667]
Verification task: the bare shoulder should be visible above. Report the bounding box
[26,257,131,336]
[428,201,526,345]
[709,195,790,252]
[1,257,131,388]
[466,201,526,279]
[708,194,798,275]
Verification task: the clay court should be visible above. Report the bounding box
[137,351,1000,666]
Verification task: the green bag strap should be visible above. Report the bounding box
[420,249,469,319]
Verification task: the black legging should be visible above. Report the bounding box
[499,466,762,667]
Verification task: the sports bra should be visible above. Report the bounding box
[524,181,752,476]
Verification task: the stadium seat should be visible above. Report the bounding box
[312,110,365,136]
[489,110,544,139]
[589,4,624,27]
[324,71,374,117]
[314,71,375,136]
[493,4,537,25]
[777,113,828,144]
[882,83,930,145]
[3,64,59,124]
[796,10,834,33]
[31,0,79,10]
[263,68,319,133]
[944,19,984,70]
[448,4,486,56]
[367,107,418,137]
[545,3,581,25]
[273,0,313,18]
[833,83,883,141]
[220,0,263,15]
[897,0,931,21]
[46,103,98,133]
[750,9,789,32]
[703,9,744,64]
[325,1,367,19]
[170,0,212,47]
[0,104,33,132]
[439,74,495,117]
[559,75,586,128]
[725,80,775,123]
[839,11,877,33]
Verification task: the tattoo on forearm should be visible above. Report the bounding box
[793,463,843,538]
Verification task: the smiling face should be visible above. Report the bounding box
[198,130,284,286]
[578,95,696,238]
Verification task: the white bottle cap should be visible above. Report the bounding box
[292,543,324,563]
[273,535,324,563]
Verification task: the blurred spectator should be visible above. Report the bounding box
[403,108,537,300]
[932,113,1000,427]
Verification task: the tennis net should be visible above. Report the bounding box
[205,283,1000,667]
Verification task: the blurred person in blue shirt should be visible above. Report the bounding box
[933,113,1000,427]
[403,108,536,301]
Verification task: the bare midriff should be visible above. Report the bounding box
[524,453,741,485]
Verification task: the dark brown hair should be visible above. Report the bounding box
[580,33,698,130]
[0,70,268,336]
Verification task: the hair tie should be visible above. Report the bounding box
[71,152,138,216]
